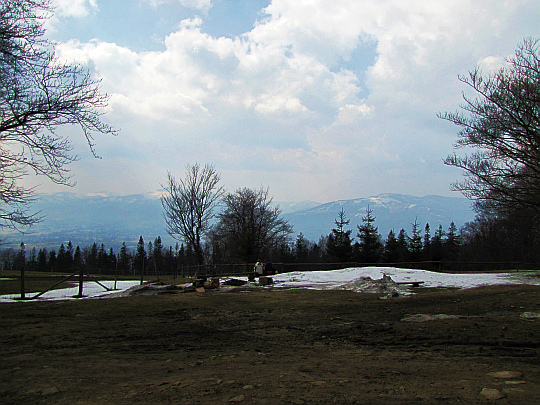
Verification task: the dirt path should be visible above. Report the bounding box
[0,284,539,404]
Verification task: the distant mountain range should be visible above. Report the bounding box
[282,193,475,242]
[0,192,476,251]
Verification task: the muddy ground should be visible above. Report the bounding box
[0,283,539,404]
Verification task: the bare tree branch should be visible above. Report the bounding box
[0,0,117,229]
[161,163,224,265]
[439,37,540,216]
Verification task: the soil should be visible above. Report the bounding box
[0,283,539,404]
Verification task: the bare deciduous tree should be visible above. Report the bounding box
[161,163,224,265]
[439,37,540,216]
[211,187,293,263]
[0,0,117,229]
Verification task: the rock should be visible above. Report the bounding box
[41,386,60,396]
[520,312,540,319]
[401,314,459,323]
[488,371,523,379]
[311,381,326,386]
[479,388,504,400]
[242,385,254,390]
[229,394,245,402]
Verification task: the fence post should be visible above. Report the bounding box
[114,260,118,290]
[20,262,25,300]
[76,267,84,298]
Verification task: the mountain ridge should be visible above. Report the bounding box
[0,192,476,250]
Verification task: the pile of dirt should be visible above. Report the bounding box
[335,273,409,298]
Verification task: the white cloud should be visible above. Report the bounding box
[477,55,506,73]
[335,104,374,125]
[53,0,98,18]
[146,0,212,13]
[46,0,540,202]
[46,0,98,31]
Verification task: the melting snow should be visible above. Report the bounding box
[0,267,538,303]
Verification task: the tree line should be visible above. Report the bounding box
[0,201,536,274]
[0,210,461,274]
[0,237,196,276]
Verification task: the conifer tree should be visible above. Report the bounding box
[14,242,26,270]
[356,206,382,263]
[133,236,146,277]
[97,243,107,274]
[396,229,409,262]
[423,223,432,260]
[37,248,48,272]
[87,242,98,269]
[431,225,445,261]
[66,242,74,270]
[444,222,461,260]
[383,230,400,263]
[118,242,131,275]
[108,248,116,274]
[153,236,163,276]
[47,249,56,272]
[408,219,423,261]
[73,246,83,269]
[56,244,67,272]
[326,208,353,262]
[294,232,309,263]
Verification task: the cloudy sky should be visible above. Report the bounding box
[30,0,540,203]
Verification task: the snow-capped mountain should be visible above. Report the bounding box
[283,193,475,242]
[1,192,475,250]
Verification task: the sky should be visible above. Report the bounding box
[25,0,540,203]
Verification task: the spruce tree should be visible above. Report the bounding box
[396,229,410,262]
[73,246,83,269]
[56,244,67,272]
[423,223,432,260]
[134,236,146,278]
[444,222,461,260]
[14,242,26,271]
[37,248,48,272]
[47,249,56,272]
[118,242,131,275]
[97,244,107,274]
[408,219,423,261]
[383,230,400,263]
[87,242,98,270]
[294,232,309,263]
[108,248,116,274]
[356,206,382,263]
[66,242,74,270]
[431,225,445,261]
[325,208,353,262]
[153,236,163,276]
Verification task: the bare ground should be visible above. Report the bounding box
[0,284,539,404]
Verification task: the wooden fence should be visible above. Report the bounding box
[177,260,536,278]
